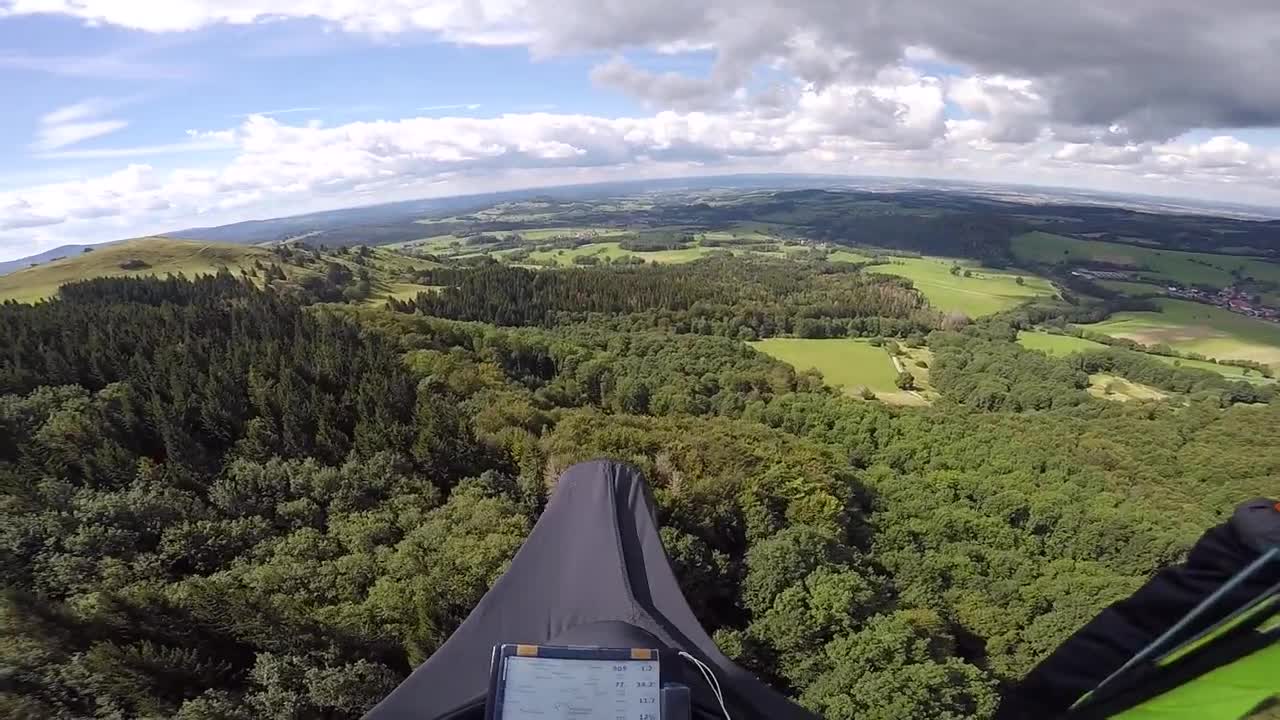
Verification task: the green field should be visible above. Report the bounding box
[867,256,1057,316]
[1013,231,1280,287]
[1018,330,1273,382]
[389,234,465,252]
[1098,280,1164,295]
[516,227,627,241]
[1146,354,1274,383]
[0,238,275,302]
[750,338,901,397]
[1017,331,1110,355]
[1087,374,1168,402]
[1086,299,1280,368]
[506,241,719,267]
[700,228,778,244]
[828,249,876,264]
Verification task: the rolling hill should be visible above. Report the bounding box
[0,238,275,303]
[0,243,116,277]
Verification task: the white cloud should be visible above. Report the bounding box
[34,140,235,160]
[232,107,322,118]
[3,80,1280,261]
[1053,143,1149,167]
[42,99,114,126]
[32,120,129,152]
[591,57,726,111]
[792,72,947,149]
[3,0,1278,264]
[0,51,188,79]
[6,0,1280,139]
[948,76,1049,144]
[31,98,129,152]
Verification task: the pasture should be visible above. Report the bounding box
[510,241,719,266]
[827,249,876,264]
[1013,232,1280,288]
[1097,280,1164,295]
[867,256,1057,316]
[1017,331,1110,355]
[751,338,900,396]
[1085,299,1280,368]
[1018,331,1273,382]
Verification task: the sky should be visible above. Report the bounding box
[1,1,1279,261]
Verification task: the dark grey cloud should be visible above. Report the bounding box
[590,58,727,112]
[538,0,1280,139]
[16,0,1279,138]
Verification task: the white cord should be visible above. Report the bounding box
[678,651,732,720]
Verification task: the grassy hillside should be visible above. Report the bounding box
[0,238,275,302]
[1146,353,1275,382]
[1086,299,1280,368]
[1087,373,1168,402]
[0,238,442,306]
[1013,231,1280,287]
[867,256,1057,316]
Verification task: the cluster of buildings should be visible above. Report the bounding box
[1166,285,1280,321]
[1066,265,1280,323]
[1069,268,1133,281]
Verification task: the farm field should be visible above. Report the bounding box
[867,256,1057,316]
[1013,231,1280,287]
[505,241,719,266]
[828,249,876,264]
[1017,331,1110,355]
[1085,299,1280,368]
[390,234,464,252]
[700,228,779,243]
[1018,330,1273,382]
[750,338,906,400]
[1145,354,1275,383]
[516,227,627,241]
[0,238,275,302]
[1098,280,1165,295]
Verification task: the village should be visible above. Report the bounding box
[1069,268,1280,322]
[1165,284,1280,321]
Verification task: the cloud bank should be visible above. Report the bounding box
[1,0,1279,258]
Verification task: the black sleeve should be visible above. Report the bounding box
[995,499,1280,720]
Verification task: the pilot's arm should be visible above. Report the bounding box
[995,498,1280,719]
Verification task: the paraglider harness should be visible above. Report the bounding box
[365,461,816,720]
[1066,546,1279,720]
[998,498,1280,720]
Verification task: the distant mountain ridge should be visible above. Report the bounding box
[0,243,116,277]
[4,174,1278,274]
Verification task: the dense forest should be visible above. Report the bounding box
[404,259,934,339]
[2,259,1278,719]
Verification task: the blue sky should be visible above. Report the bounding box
[0,16,646,172]
[1,0,1278,260]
